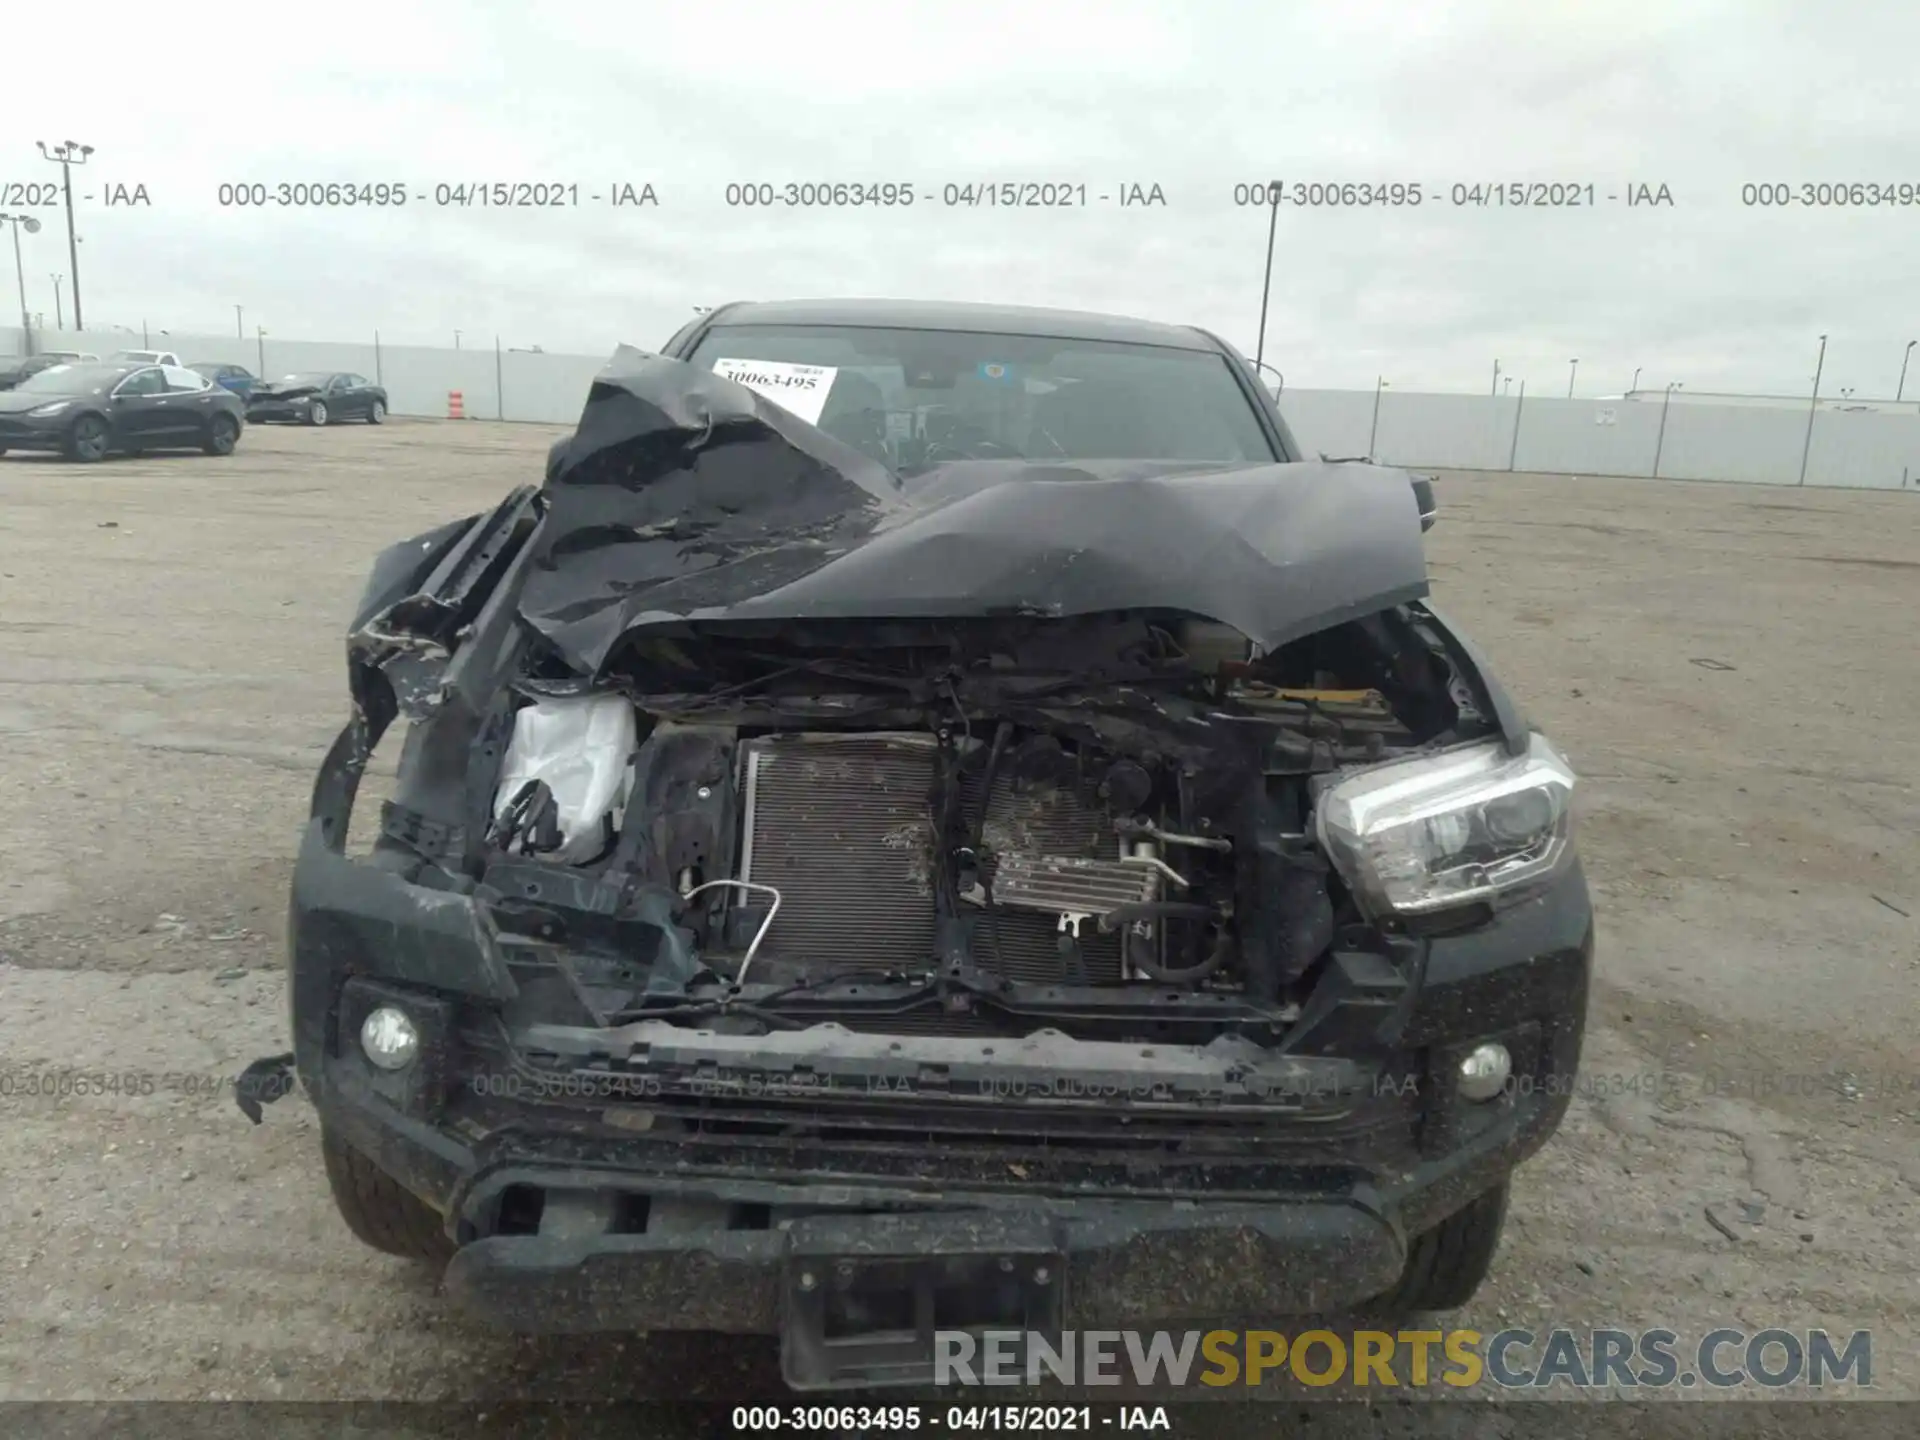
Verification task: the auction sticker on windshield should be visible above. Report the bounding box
[712,357,838,425]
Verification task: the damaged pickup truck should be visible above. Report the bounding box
[244,299,1591,1391]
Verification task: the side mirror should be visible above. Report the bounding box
[1410,474,1438,531]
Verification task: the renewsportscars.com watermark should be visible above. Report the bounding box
[934,1328,1873,1390]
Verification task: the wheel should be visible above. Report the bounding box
[203,413,240,456]
[64,413,110,462]
[1374,1181,1510,1311]
[320,1125,452,1262]
[367,398,386,425]
[307,399,330,426]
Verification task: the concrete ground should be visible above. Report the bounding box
[0,422,1915,1428]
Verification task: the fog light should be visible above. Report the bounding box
[1457,1042,1512,1101]
[360,1006,420,1071]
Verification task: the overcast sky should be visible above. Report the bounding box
[4,0,1918,393]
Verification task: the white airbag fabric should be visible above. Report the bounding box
[492,695,637,863]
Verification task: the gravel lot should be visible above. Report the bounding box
[1,421,1916,1427]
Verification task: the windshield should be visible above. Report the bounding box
[682,323,1277,473]
[113,351,161,361]
[15,365,123,394]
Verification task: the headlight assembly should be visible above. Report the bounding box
[27,401,71,417]
[1313,733,1577,917]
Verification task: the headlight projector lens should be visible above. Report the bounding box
[1483,788,1554,845]
[1312,733,1577,915]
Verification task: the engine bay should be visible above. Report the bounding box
[466,605,1492,1037]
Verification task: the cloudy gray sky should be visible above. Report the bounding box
[5,0,1918,393]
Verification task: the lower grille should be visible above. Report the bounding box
[736,733,1124,983]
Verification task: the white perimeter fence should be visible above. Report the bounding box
[6,326,1915,490]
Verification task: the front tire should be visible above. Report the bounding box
[320,1126,451,1262]
[1375,1181,1510,1311]
[64,414,110,463]
[203,413,240,456]
[307,399,330,426]
[367,399,386,424]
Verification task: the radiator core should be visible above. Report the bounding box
[735,733,1126,982]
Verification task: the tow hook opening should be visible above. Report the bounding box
[481,1183,778,1242]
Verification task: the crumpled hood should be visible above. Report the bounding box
[252,382,320,399]
[521,346,1430,674]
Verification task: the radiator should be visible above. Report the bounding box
[735,733,1128,982]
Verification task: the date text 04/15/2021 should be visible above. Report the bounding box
[0,181,150,206]
[0,1068,295,1102]
[721,182,1168,207]
[1228,180,1676,207]
[727,1405,1169,1432]
[212,182,659,208]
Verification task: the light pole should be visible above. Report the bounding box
[0,213,41,348]
[51,274,64,330]
[1652,381,1682,477]
[1567,358,1578,397]
[1797,334,1827,487]
[1367,376,1389,458]
[1503,376,1513,395]
[1630,366,1641,393]
[235,304,244,339]
[1254,181,1281,372]
[256,326,267,377]
[1508,378,1527,470]
[454,330,462,350]
[1898,340,1916,403]
[36,141,92,332]
[1491,359,1501,396]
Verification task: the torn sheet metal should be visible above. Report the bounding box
[519,346,1430,675]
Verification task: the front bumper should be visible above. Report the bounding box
[280,794,1593,1371]
[0,414,71,450]
[445,1192,1405,1389]
[246,399,311,422]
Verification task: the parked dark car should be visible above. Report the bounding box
[0,362,246,461]
[0,352,97,391]
[243,299,1591,1392]
[192,362,259,399]
[247,371,387,425]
